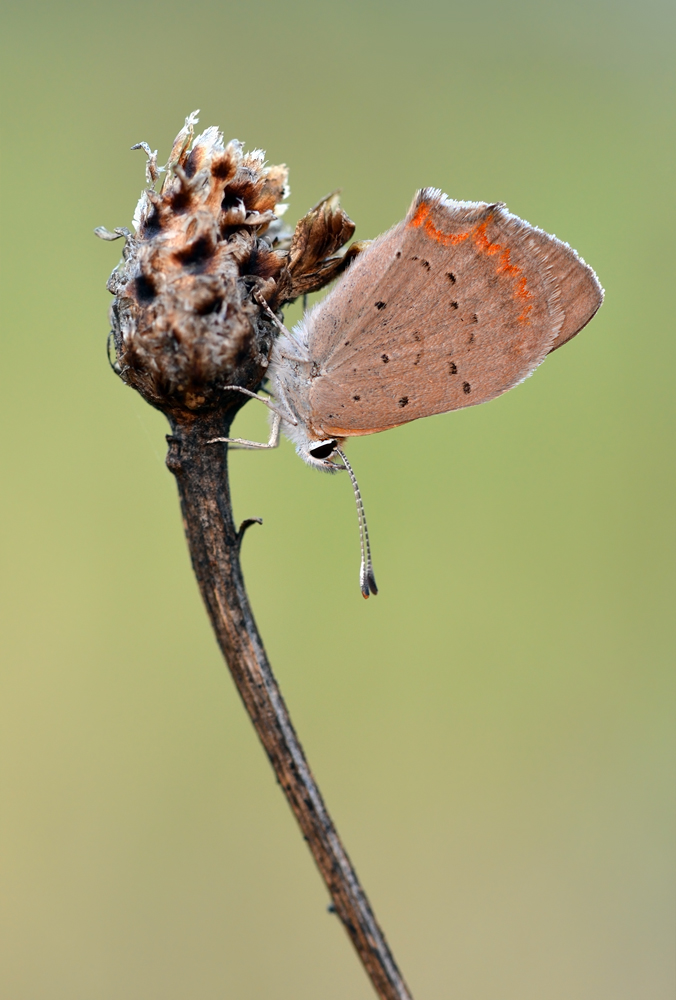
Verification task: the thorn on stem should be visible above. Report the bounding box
[237,517,263,551]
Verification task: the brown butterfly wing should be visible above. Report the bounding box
[527,227,604,353]
[301,189,601,439]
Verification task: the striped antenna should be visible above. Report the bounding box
[336,449,378,598]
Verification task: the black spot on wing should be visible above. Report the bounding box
[381,353,389,363]
[450,301,458,310]
[449,361,457,374]
[421,259,430,270]
[353,395,360,401]
[446,272,456,284]
[463,382,471,394]
[375,301,386,310]
[398,396,409,407]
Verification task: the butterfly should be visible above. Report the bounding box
[211,188,603,596]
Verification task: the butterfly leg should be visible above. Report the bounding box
[208,411,281,451]
[215,384,296,423]
[253,291,309,359]
[252,290,290,337]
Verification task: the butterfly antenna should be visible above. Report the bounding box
[336,449,378,599]
[252,289,306,355]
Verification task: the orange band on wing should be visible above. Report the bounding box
[471,219,533,321]
[409,202,534,323]
[408,202,471,246]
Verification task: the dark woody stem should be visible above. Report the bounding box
[165,410,413,1000]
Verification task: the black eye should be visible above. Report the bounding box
[309,440,337,460]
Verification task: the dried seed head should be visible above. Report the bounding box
[100,112,363,417]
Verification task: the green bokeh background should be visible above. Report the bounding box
[1,1,674,997]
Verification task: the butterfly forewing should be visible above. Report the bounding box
[298,190,599,438]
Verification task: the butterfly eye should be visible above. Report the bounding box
[309,439,338,460]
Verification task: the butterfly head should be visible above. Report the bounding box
[280,416,344,472]
[301,436,345,473]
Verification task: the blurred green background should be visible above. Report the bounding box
[1,1,674,998]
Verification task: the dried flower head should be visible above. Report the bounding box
[98,112,363,416]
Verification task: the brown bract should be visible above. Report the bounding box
[100,113,361,417]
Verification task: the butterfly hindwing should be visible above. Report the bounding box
[296,189,599,438]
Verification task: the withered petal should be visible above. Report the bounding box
[287,192,355,278]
